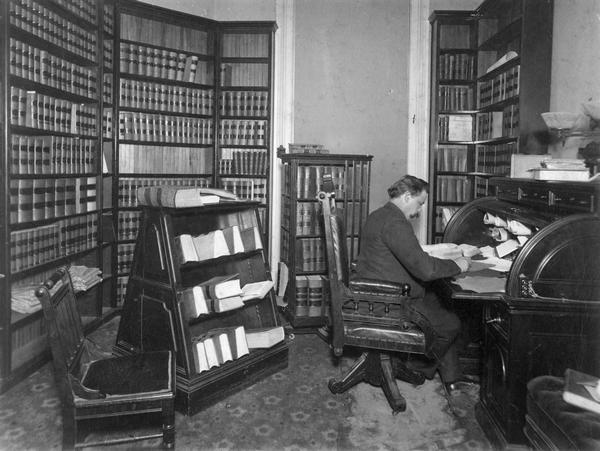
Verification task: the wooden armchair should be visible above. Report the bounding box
[317,188,436,414]
[35,267,175,449]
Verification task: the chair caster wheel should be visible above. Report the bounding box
[328,378,343,394]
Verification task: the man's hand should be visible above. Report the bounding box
[454,256,471,273]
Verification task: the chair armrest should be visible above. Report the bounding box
[349,278,410,296]
[69,374,106,400]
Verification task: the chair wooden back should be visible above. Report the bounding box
[35,267,87,403]
[318,190,350,351]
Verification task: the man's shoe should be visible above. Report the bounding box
[443,375,479,396]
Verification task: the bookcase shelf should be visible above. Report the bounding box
[277,150,372,330]
[114,201,288,415]
[428,1,553,243]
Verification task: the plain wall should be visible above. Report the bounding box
[293,0,410,210]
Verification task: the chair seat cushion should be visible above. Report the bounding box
[526,375,600,451]
[82,351,172,396]
[344,324,426,354]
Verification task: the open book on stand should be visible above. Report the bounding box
[137,185,238,208]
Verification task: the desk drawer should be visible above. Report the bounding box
[550,189,595,213]
[518,186,549,206]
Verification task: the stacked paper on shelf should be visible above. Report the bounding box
[11,285,41,314]
[69,265,102,292]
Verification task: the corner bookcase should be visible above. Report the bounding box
[428,0,553,243]
[278,151,372,330]
[114,201,288,415]
[0,0,277,394]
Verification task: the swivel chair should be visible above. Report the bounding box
[317,186,436,413]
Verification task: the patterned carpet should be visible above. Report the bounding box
[0,317,493,450]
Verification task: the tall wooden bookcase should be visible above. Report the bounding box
[0,0,277,393]
[428,0,553,243]
[278,151,372,330]
[110,2,276,307]
[0,0,115,392]
[114,201,288,415]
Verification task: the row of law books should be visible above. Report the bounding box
[219,148,268,176]
[176,225,263,264]
[475,176,491,199]
[116,276,129,308]
[292,202,323,236]
[9,0,97,61]
[119,43,213,85]
[294,238,326,273]
[11,88,97,136]
[294,275,328,318]
[10,38,98,99]
[118,144,213,175]
[103,40,114,71]
[10,214,98,273]
[219,119,267,146]
[288,143,329,154]
[221,63,269,88]
[102,109,113,139]
[477,65,520,108]
[180,276,274,318]
[118,112,214,144]
[289,201,366,237]
[222,34,269,58]
[294,165,356,200]
[120,14,209,54]
[103,74,113,104]
[436,175,474,203]
[117,243,135,275]
[438,52,475,81]
[103,2,114,34]
[10,134,97,175]
[119,79,214,115]
[436,145,469,172]
[191,325,284,374]
[438,85,474,111]
[476,143,516,176]
[118,211,142,241]
[117,177,211,208]
[475,104,519,140]
[219,91,269,117]
[9,177,97,223]
[220,177,267,203]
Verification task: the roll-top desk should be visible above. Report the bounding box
[441,177,600,449]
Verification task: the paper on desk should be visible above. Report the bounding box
[454,274,506,293]
[472,255,512,272]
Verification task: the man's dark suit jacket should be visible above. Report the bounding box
[355,201,461,299]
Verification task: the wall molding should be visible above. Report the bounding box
[270,0,295,281]
[407,0,431,243]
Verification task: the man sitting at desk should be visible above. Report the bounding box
[355,175,476,394]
